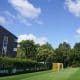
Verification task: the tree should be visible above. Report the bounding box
[55,42,71,67]
[72,43,80,66]
[17,47,26,58]
[59,42,70,49]
[36,43,54,63]
[74,43,80,49]
[19,40,37,60]
[74,43,80,60]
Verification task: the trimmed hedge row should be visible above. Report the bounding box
[0,57,51,76]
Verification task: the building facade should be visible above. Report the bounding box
[0,26,17,57]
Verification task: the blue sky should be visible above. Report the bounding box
[0,0,80,48]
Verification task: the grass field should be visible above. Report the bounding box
[0,68,80,80]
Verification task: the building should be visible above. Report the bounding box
[0,25,17,57]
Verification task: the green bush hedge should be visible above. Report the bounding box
[0,57,51,75]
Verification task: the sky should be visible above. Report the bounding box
[0,0,80,48]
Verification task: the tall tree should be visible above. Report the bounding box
[72,43,80,66]
[19,40,37,60]
[36,43,54,62]
[17,47,26,58]
[55,42,71,67]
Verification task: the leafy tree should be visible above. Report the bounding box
[72,43,80,66]
[55,42,71,67]
[19,40,37,60]
[74,43,80,49]
[59,42,70,49]
[17,47,26,58]
[74,43,80,59]
[17,40,80,67]
[36,43,54,63]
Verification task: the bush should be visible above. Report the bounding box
[0,57,51,76]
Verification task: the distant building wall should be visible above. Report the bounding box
[0,26,17,57]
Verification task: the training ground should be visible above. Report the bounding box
[0,68,80,80]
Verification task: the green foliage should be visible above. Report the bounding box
[70,43,80,67]
[18,40,37,60]
[0,57,51,75]
[1,39,80,75]
[17,40,80,68]
[36,43,54,62]
[54,42,71,67]
[0,57,37,69]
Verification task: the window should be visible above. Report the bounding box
[2,36,8,56]
[13,48,17,51]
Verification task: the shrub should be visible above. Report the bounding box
[0,57,51,75]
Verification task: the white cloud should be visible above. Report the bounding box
[75,28,80,38]
[18,34,47,45]
[0,16,6,25]
[76,28,80,34]
[4,11,16,19]
[65,0,80,17]
[8,0,41,19]
[6,0,42,26]
[17,14,32,26]
[3,11,32,26]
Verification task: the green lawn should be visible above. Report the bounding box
[0,68,80,80]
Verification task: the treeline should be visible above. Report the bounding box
[17,40,80,67]
[1,40,80,75]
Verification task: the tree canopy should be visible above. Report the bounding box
[17,40,80,67]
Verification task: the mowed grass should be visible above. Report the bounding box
[0,68,80,80]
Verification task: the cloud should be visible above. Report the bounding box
[4,11,16,23]
[5,0,42,26]
[18,34,47,45]
[8,0,41,19]
[3,11,32,26]
[76,28,80,34]
[75,28,80,38]
[0,16,6,25]
[65,0,80,17]
[4,11,16,19]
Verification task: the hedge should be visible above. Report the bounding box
[0,57,51,76]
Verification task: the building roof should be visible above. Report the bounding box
[0,25,17,39]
